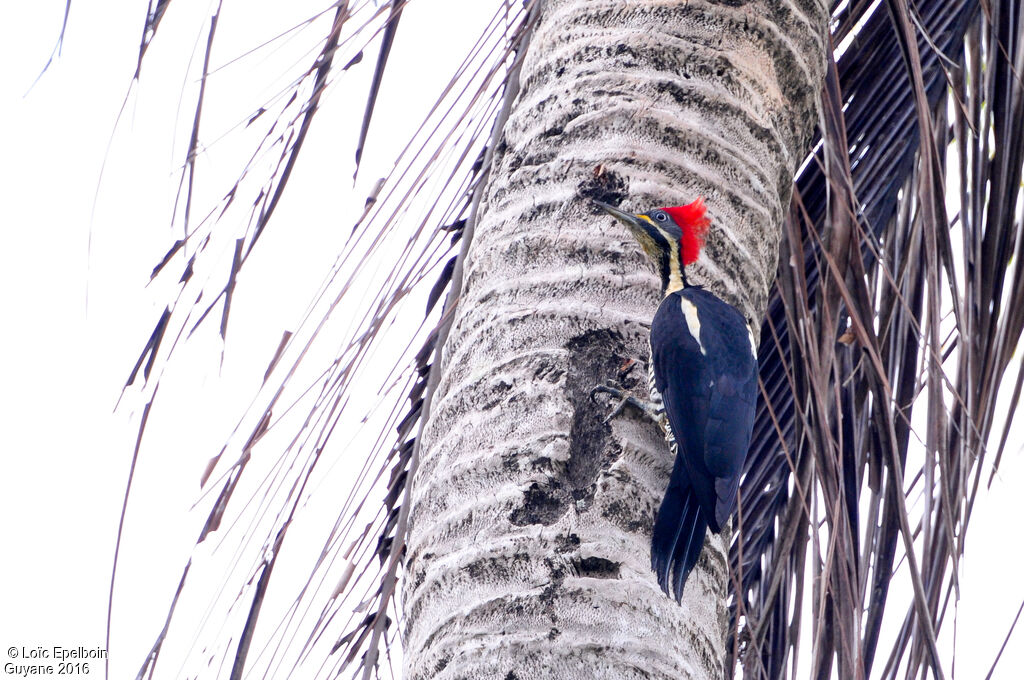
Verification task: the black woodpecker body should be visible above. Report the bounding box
[594,198,758,602]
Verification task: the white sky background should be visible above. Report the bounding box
[0,1,499,676]
[0,1,1022,679]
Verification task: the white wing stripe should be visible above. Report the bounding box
[680,298,706,355]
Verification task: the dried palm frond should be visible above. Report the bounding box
[112,2,538,678]
[732,1,1024,677]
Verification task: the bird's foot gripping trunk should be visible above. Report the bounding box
[590,383,665,426]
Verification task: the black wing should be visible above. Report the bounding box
[649,287,758,600]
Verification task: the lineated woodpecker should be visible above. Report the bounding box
[593,198,758,602]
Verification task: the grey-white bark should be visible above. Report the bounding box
[402,1,828,677]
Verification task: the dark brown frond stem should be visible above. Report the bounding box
[26,0,72,92]
[231,528,286,680]
[136,0,173,79]
[245,1,351,258]
[986,597,1024,679]
[172,2,221,240]
[110,395,155,680]
[354,0,407,177]
[887,5,964,664]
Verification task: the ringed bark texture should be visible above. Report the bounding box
[403,1,828,678]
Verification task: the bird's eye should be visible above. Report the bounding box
[655,212,667,222]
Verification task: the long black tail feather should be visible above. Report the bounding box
[651,481,708,602]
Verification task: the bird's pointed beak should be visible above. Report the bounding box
[593,198,664,264]
[593,199,649,237]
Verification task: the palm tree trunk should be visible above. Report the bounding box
[402,1,829,677]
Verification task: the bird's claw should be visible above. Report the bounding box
[590,383,625,401]
[591,383,660,425]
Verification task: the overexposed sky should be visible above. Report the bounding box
[0,1,497,676]
[1,2,1022,679]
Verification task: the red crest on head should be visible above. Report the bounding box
[662,197,710,266]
